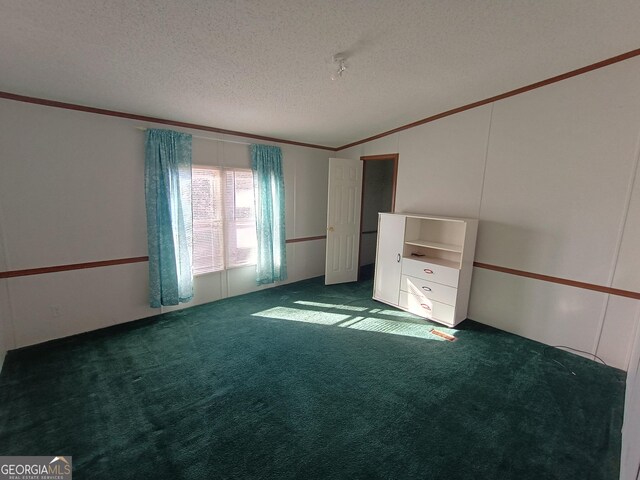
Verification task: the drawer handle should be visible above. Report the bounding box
[423,269,434,274]
[397,253,401,263]
[421,286,432,292]
[420,303,432,311]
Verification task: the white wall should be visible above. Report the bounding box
[0,179,11,371]
[0,284,7,373]
[621,310,640,480]
[0,100,329,349]
[339,57,640,371]
[0,280,8,374]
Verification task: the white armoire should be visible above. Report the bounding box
[373,213,478,327]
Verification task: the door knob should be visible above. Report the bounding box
[328,226,335,232]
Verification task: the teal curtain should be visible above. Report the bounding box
[251,144,287,285]
[144,129,194,307]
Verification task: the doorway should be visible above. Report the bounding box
[358,154,398,279]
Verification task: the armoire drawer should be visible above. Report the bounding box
[400,275,457,306]
[399,291,455,325]
[401,258,459,287]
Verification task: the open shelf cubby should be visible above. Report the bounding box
[402,216,467,269]
[403,246,461,269]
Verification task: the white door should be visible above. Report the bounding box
[373,213,405,305]
[325,157,363,285]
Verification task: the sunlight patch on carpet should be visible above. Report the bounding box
[252,306,352,325]
[372,308,421,319]
[346,317,451,341]
[252,303,459,341]
[294,300,368,312]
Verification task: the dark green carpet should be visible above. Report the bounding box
[0,273,625,479]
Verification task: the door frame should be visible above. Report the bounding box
[357,153,399,279]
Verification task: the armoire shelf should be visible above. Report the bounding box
[404,239,462,253]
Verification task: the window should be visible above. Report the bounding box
[192,166,257,275]
[192,167,224,274]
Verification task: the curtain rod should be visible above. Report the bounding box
[135,127,252,145]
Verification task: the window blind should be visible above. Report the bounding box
[225,169,258,268]
[192,166,257,275]
[192,167,225,274]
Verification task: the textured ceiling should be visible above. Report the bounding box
[2,0,640,148]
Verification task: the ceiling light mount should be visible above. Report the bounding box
[330,53,348,81]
